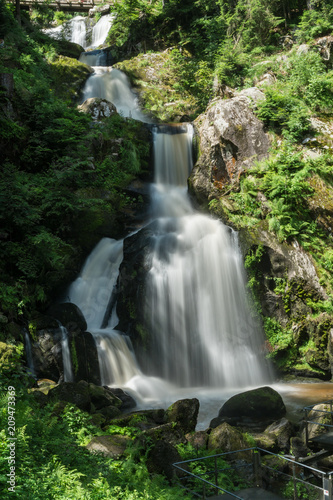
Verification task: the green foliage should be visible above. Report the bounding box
[0,393,191,499]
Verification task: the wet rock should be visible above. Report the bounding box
[32,329,63,381]
[116,222,156,341]
[48,381,91,411]
[86,435,130,457]
[140,422,187,446]
[263,418,294,452]
[47,381,122,413]
[165,398,200,434]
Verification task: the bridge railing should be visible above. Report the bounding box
[173,447,333,499]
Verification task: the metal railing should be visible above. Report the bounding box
[173,447,333,499]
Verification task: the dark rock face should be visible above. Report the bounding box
[212,387,286,427]
[116,222,157,343]
[189,90,271,206]
[31,328,63,382]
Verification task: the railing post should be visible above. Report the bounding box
[202,483,206,500]
[214,455,218,494]
[253,449,262,488]
[293,462,298,500]
[323,474,332,500]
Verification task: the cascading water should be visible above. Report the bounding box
[67,238,143,387]
[141,124,271,388]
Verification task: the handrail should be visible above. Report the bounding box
[173,446,333,499]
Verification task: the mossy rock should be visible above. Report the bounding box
[207,422,249,457]
[55,40,84,59]
[219,386,286,424]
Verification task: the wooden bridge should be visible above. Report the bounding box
[7,0,112,12]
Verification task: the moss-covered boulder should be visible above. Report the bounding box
[55,39,84,59]
[165,398,200,434]
[216,387,286,426]
[185,430,209,450]
[47,381,122,414]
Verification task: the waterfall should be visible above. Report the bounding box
[24,329,36,378]
[63,12,272,409]
[142,124,271,387]
[58,325,74,382]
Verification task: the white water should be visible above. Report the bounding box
[59,325,74,382]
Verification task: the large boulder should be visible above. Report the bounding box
[213,387,286,426]
[116,222,156,342]
[189,90,271,207]
[165,398,200,434]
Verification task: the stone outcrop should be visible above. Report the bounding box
[48,303,87,334]
[189,90,271,207]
